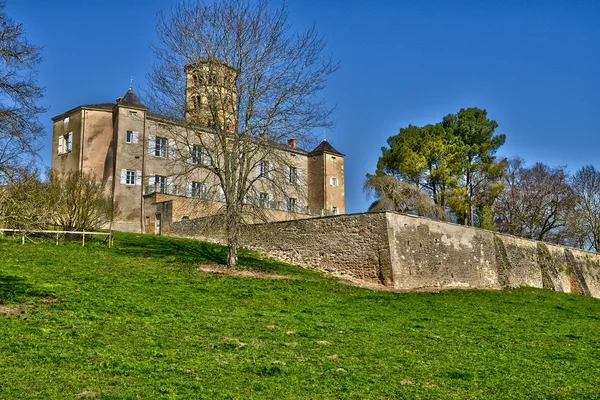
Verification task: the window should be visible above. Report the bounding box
[59,132,72,154]
[286,197,297,213]
[190,144,203,164]
[332,156,337,161]
[130,111,137,116]
[63,116,69,125]
[191,181,207,199]
[258,192,270,208]
[330,177,338,187]
[155,137,167,158]
[208,74,217,85]
[120,169,141,186]
[288,166,298,184]
[154,175,167,193]
[126,170,136,185]
[331,206,339,215]
[258,160,269,178]
[126,131,139,144]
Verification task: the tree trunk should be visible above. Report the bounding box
[225,203,241,268]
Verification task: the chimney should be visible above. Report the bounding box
[261,132,268,140]
[116,97,123,104]
[288,138,297,148]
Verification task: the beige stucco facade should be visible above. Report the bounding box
[51,81,345,234]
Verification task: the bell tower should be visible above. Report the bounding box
[184,58,237,131]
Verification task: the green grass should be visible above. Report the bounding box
[1,232,600,399]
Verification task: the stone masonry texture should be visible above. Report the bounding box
[171,211,600,298]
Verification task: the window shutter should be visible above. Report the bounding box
[57,136,63,154]
[133,131,139,144]
[135,170,142,186]
[67,133,73,152]
[286,166,291,184]
[168,139,176,160]
[148,135,155,155]
[203,148,210,166]
[120,169,126,185]
[219,188,226,202]
[256,163,261,177]
[186,180,192,197]
[148,174,155,193]
[297,168,302,185]
[187,145,193,164]
[267,161,272,178]
[297,198,303,214]
[268,193,274,209]
[166,176,173,194]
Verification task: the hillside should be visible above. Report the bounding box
[1,232,599,399]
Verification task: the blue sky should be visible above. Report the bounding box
[6,0,599,213]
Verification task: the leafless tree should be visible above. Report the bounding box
[364,174,449,221]
[494,158,576,242]
[0,2,45,183]
[48,171,116,233]
[568,165,600,252]
[0,169,51,231]
[146,0,338,267]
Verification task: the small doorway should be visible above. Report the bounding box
[155,213,162,235]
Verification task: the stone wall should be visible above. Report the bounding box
[171,211,600,298]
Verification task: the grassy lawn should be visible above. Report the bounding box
[1,232,600,399]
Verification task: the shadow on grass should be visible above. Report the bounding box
[0,273,50,303]
[112,233,316,277]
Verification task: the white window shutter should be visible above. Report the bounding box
[135,170,142,186]
[148,135,155,155]
[166,176,173,194]
[268,193,274,209]
[297,198,303,214]
[297,168,302,185]
[57,136,63,154]
[120,169,126,185]
[186,181,192,197]
[267,162,272,179]
[286,166,291,183]
[203,148,210,166]
[67,133,73,152]
[148,174,155,193]
[133,131,139,144]
[187,145,193,164]
[220,188,226,202]
[256,163,261,177]
[168,139,176,160]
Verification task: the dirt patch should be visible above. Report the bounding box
[0,304,26,317]
[197,264,297,280]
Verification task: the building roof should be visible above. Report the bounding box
[118,89,147,110]
[309,140,344,157]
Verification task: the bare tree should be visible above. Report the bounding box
[48,171,116,233]
[364,174,449,221]
[147,0,337,267]
[569,165,600,251]
[0,169,51,231]
[494,158,575,242]
[0,2,45,182]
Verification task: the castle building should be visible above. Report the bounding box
[50,60,345,233]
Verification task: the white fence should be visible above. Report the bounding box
[0,229,113,247]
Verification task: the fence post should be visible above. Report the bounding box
[82,232,85,247]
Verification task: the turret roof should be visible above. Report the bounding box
[119,89,147,110]
[309,140,344,157]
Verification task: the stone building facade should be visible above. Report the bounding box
[50,60,345,233]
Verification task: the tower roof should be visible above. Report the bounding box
[118,89,147,110]
[309,140,344,157]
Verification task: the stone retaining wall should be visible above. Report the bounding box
[171,211,600,298]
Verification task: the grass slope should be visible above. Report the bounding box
[1,232,600,399]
